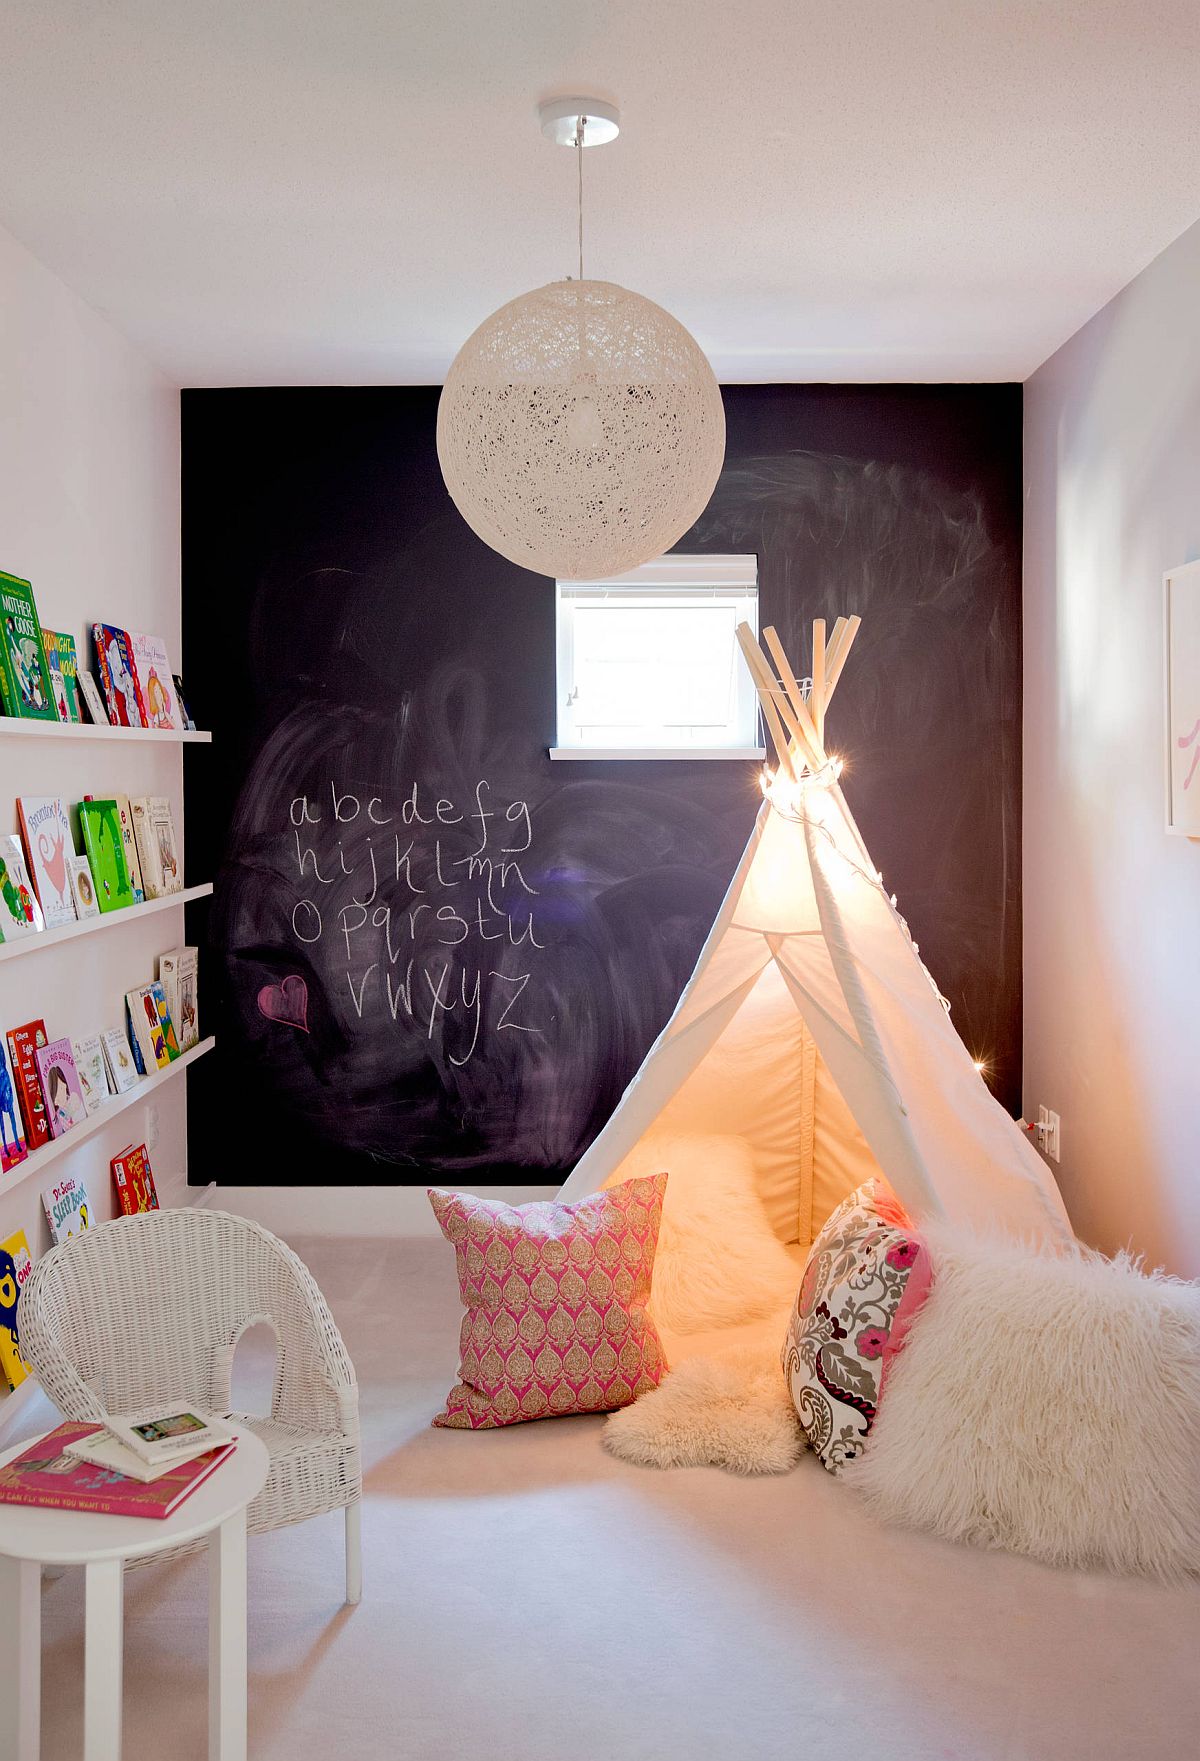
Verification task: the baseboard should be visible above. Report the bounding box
[202,1184,559,1238]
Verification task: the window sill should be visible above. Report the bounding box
[548,746,767,762]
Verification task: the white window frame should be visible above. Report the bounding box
[550,554,764,761]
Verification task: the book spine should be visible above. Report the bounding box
[131,800,161,897]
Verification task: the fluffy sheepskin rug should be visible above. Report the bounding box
[847,1224,1200,1581]
[603,1348,804,1475]
[610,1131,801,1332]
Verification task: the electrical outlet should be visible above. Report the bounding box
[1036,1105,1061,1163]
[146,1103,160,1153]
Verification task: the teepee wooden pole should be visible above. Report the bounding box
[762,627,824,764]
[742,625,828,774]
[762,626,805,721]
[811,618,827,744]
[776,673,826,772]
[760,627,826,770]
[823,614,862,712]
[823,616,852,691]
[735,624,797,778]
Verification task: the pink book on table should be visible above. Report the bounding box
[0,1421,235,1519]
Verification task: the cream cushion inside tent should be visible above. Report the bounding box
[558,621,1072,1344]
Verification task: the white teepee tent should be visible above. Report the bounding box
[558,616,1072,1255]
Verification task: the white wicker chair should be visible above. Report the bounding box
[19,1207,362,1602]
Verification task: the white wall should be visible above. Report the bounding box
[1024,216,1200,1276]
[0,222,185,1430]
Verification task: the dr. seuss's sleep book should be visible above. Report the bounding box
[42,1171,91,1244]
[0,571,56,721]
[78,798,135,913]
[91,623,147,728]
[0,1229,34,1391]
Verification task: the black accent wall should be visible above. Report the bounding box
[181,384,1022,1185]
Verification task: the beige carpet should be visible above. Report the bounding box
[13,1233,1200,1760]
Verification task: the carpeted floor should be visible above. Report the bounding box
[18,1233,1200,1760]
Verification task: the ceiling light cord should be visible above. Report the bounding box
[576,115,585,281]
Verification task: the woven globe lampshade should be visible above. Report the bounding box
[436,278,726,580]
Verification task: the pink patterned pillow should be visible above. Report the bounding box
[782,1179,932,1473]
[429,1176,669,1429]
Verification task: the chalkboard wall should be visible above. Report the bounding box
[181,384,1023,1186]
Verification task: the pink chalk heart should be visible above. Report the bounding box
[257,975,309,1032]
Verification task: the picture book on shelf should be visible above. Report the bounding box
[151,980,181,1060]
[34,1037,86,1138]
[172,674,197,730]
[91,623,147,727]
[0,1421,234,1519]
[72,1033,107,1115]
[78,798,135,912]
[42,1171,91,1244]
[0,1229,33,1390]
[0,571,56,721]
[126,982,178,1072]
[68,852,100,919]
[128,632,179,729]
[160,946,199,1051]
[113,793,145,903]
[17,796,78,928]
[100,1025,140,1095]
[6,1020,50,1149]
[41,628,81,722]
[112,1142,159,1215]
[0,833,45,941]
[0,1039,28,1173]
[131,796,182,897]
[76,667,109,726]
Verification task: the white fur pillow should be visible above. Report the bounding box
[603,1349,804,1475]
[847,1224,1200,1581]
[612,1131,799,1332]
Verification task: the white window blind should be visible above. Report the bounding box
[552,555,762,760]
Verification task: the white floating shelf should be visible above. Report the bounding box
[0,884,214,965]
[0,1037,215,1197]
[0,716,211,744]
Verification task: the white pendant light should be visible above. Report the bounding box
[437,98,726,581]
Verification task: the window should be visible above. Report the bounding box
[551,555,762,760]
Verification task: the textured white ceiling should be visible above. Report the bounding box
[0,0,1198,385]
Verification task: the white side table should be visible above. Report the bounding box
[0,1426,269,1761]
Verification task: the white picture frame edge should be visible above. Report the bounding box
[1164,557,1200,841]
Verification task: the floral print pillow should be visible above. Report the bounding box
[781,1180,931,1473]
